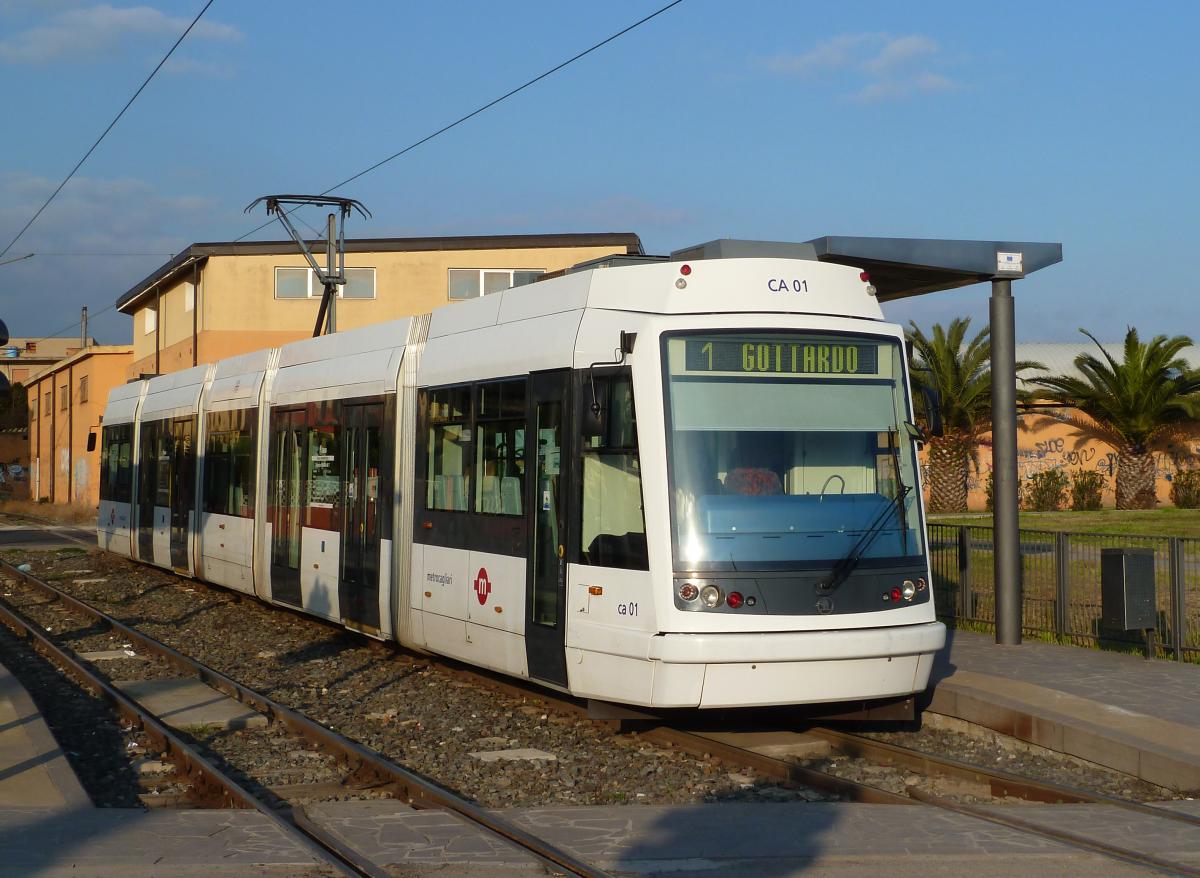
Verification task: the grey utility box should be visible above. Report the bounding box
[1100,547,1156,631]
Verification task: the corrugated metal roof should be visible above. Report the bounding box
[1014,342,1200,388]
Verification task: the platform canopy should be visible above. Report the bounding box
[670,237,1063,300]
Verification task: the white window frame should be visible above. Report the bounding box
[144,306,157,335]
[273,266,376,300]
[447,268,545,301]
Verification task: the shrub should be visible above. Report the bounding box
[1070,469,1106,511]
[1170,469,1200,509]
[1025,469,1069,511]
[985,471,1029,511]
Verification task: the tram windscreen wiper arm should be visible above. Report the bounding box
[819,483,911,593]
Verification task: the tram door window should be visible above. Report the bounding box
[340,402,384,632]
[136,420,160,562]
[168,417,196,571]
[525,370,571,687]
[269,408,306,606]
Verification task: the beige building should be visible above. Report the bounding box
[116,233,643,379]
[27,346,133,506]
[25,232,640,508]
[2,337,94,388]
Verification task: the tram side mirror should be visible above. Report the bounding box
[583,379,607,440]
[86,431,97,452]
[921,386,944,437]
[620,331,637,355]
[904,421,926,443]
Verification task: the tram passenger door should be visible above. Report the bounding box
[269,408,305,607]
[136,420,157,562]
[168,417,195,572]
[525,370,571,687]
[340,402,383,633]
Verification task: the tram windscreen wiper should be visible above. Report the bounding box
[819,433,911,593]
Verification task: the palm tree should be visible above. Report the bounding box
[1030,328,1200,509]
[906,318,1042,513]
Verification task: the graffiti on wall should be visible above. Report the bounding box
[919,422,1200,505]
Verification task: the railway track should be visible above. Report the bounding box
[4,538,1200,877]
[0,557,612,878]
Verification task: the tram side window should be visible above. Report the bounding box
[203,409,256,517]
[99,424,133,503]
[425,386,472,512]
[474,379,526,515]
[579,370,648,570]
[306,400,340,531]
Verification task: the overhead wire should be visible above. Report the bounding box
[236,0,685,241]
[0,0,217,261]
[13,0,686,349]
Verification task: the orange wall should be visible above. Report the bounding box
[919,412,1200,509]
[28,349,133,506]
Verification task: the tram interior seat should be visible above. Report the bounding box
[478,476,523,515]
[584,531,648,570]
[432,475,468,511]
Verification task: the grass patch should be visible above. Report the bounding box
[930,508,1200,538]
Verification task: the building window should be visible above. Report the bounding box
[274,266,376,300]
[144,307,157,335]
[447,268,544,301]
[274,267,309,299]
[43,392,51,417]
[184,282,195,312]
[60,384,68,410]
[78,376,89,403]
[24,341,36,353]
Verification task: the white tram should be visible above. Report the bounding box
[97,251,946,710]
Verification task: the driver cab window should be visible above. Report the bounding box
[579,369,647,570]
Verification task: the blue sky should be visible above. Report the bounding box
[1,0,1197,347]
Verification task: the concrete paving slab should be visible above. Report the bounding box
[0,659,90,809]
[306,800,1200,877]
[0,806,322,877]
[78,649,143,661]
[469,748,556,762]
[701,729,832,759]
[111,677,268,731]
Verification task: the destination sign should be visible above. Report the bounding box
[683,338,878,376]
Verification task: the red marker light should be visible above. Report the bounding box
[859,271,870,283]
[726,591,744,609]
[680,264,692,276]
[891,587,902,602]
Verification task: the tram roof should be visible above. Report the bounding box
[669,237,1064,302]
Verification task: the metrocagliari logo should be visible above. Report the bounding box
[474,567,492,605]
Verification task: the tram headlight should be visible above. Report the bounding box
[678,583,699,602]
[700,585,723,608]
[901,580,916,601]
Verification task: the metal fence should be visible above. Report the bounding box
[928,523,1200,661]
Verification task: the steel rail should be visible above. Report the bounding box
[0,588,370,878]
[811,725,1200,826]
[0,559,613,878]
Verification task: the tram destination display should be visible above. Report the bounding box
[683,337,878,376]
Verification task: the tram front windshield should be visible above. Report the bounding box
[664,332,923,572]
